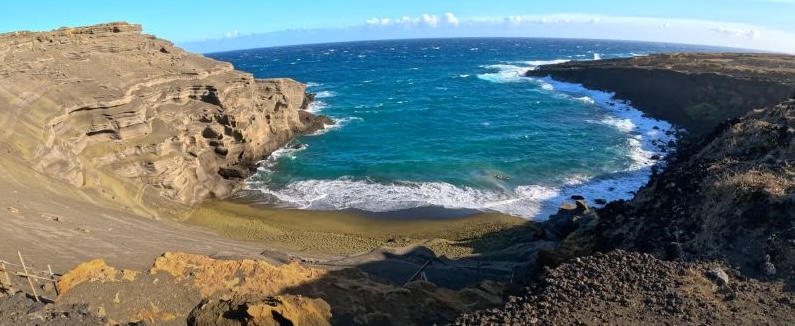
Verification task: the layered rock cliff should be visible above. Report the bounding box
[0,22,329,217]
[527,53,795,135]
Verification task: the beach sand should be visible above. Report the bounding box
[0,148,530,275]
[188,199,530,258]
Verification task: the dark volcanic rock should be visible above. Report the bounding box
[459,54,795,325]
[455,251,795,326]
[527,53,795,135]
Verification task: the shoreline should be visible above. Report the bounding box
[238,61,679,221]
[186,199,529,258]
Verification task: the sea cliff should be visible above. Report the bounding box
[457,53,795,325]
[0,22,330,218]
[526,53,795,134]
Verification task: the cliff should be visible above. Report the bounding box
[525,53,795,276]
[527,53,795,135]
[0,22,329,217]
[453,53,795,325]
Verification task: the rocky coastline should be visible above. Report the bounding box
[455,53,795,324]
[2,23,795,325]
[0,22,331,218]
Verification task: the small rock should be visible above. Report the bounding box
[6,207,19,214]
[706,267,730,286]
[41,282,55,293]
[113,292,121,304]
[570,195,585,200]
[594,198,607,205]
[761,254,776,276]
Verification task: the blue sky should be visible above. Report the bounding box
[2,0,795,53]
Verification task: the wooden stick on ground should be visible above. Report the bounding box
[47,265,59,296]
[17,251,39,302]
[1,262,11,288]
[14,272,56,282]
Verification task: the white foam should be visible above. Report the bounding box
[519,59,570,66]
[306,100,328,113]
[593,52,602,60]
[532,76,678,173]
[306,82,322,88]
[458,74,470,78]
[314,90,336,98]
[477,59,569,84]
[307,116,363,136]
[256,144,308,175]
[256,178,561,218]
[251,58,679,220]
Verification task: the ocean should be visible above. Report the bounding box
[207,38,729,219]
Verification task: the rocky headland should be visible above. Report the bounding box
[456,53,795,324]
[2,22,795,326]
[0,22,330,218]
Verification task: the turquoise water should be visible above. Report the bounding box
[208,38,726,219]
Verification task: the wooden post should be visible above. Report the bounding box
[17,251,39,302]
[1,262,11,289]
[404,259,432,285]
[47,265,59,296]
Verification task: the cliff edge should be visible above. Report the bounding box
[0,22,329,218]
[527,53,795,135]
[457,53,795,325]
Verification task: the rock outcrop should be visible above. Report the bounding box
[456,250,795,326]
[527,53,795,135]
[525,54,795,279]
[0,22,329,217]
[453,53,795,325]
[54,252,504,326]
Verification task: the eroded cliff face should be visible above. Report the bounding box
[0,22,328,217]
[526,53,795,281]
[527,53,795,135]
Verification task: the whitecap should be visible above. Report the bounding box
[305,100,328,113]
[477,59,569,84]
[305,82,322,88]
[314,90,336,98]
[531,76,678,173]
[307,116,363,136]
[254,178,560,218]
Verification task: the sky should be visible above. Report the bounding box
[2,0,795,53]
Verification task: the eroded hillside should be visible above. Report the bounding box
[0,22,329,218]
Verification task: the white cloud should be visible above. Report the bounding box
[365,13,461,28]
[365,18,391,26]
[505,16,523,25]
[225,30,239,38]
[422,14,439,27]
[444,13,460,26]
[711,26,761,38]
[355,13,794,53]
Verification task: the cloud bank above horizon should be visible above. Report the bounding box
[180,12,795,54]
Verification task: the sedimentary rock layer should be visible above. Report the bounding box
[0,22,328,217]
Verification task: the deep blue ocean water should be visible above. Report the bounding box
[208,38,729,219]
